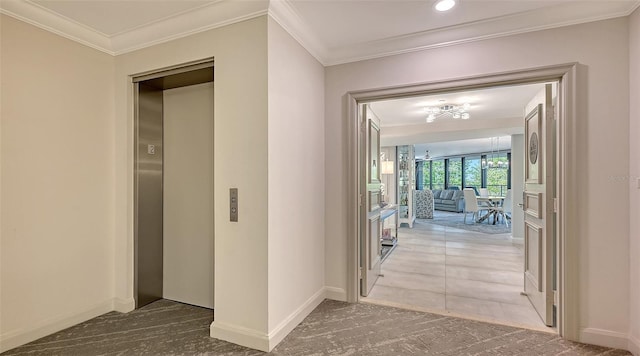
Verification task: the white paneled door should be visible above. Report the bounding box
[360,104,382,297]
[523,83,555,326]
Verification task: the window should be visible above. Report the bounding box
[420,151,510,194]
[447,158,462,189]
[464,156,482,191]
[422,161,431,189]
[431,160,445,190]
[485,153,509,196]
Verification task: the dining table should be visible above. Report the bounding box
[476,196,505,224]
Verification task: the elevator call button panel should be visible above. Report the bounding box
[230,188,238,222]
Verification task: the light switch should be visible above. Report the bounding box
[147,144,155,155]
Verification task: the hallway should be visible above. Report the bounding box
[1,299,628,355]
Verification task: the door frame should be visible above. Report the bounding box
[131,58,215,309]
[345,63,580,340]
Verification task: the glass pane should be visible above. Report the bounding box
[431,160,445,190]
[447,158,462,189]
[486,153,509,196]
[464,156,482,192]
[422,161,431,189]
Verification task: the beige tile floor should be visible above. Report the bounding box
[363,214,555,333]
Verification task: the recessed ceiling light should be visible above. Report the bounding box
[434,0,456,12]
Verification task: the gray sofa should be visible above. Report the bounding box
[432,189,465,212]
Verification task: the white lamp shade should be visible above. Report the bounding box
[381,161,394,175]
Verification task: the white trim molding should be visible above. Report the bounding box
[579,328,631,351]
[324,286,347,301]
[2,0,637,66]
[267,0,326,65]
[210,321,270,352]
[0,298,116,353]
[345,63,580,341]
[322,2,639,66]
[113,297,135,313]
[0,0,113,55]
[267,288,326,351]
[0,0,269,56]
[210,287,328,352]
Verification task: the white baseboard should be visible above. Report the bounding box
[267,287,326,351]
[579,328,630,350]
[0,298,115,353]
[324,286,347,301]
[210,320,269,352]
[629,334,640,356]
[210,287,327,352]
[113,297,135,313]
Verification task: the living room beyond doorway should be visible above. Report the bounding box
[362,214,551,332]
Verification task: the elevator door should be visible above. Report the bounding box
[163,82,214,308]
[135,83,164,308]
[134,61,214,310]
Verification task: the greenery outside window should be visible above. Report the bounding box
[447,158,462,190]
[464,156,482,191]
[431,160,445,190]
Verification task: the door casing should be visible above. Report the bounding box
[345,63,580,341]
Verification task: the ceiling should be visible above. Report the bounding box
[371,82,549,158]
[4,1,630,155]
[1,0,638,65]
[369,83,545,127]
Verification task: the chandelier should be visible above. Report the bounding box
[482,137,509,169]
[425,103,471,123]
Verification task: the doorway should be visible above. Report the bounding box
[346,63,579,340]
[359,83,556,330]
[133,60,214,310]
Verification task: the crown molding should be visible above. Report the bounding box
[321,1,639,66]
[111,0,269,55]
[1,0,637,64]
[267,0,328,65]
[0,0,114,55]
[0,0,269,56]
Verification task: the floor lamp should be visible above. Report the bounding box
[381,160,395,204]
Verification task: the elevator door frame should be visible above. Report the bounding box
[133,59,214,309]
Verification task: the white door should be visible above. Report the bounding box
[360,104,382,296]
[523,84,555,326]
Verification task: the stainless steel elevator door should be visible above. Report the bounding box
[135,83,164,308]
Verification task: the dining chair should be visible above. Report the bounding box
[479,188,489,197]
[463,188,489,224]
[492,189,512,226]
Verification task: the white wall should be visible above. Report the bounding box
[510,134,524,239]
[266,17,326,349]
[163,82,215,309]
[113,16,270,350]
[324,17,631,348]
[628,7,640,356]
[0,15,115,351]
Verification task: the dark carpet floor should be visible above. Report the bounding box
[2,299,630,355]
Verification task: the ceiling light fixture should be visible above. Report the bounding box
[481,137,509,169]
[425,102,470,123]
[424,150,432,160]
[434,0,456,12]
